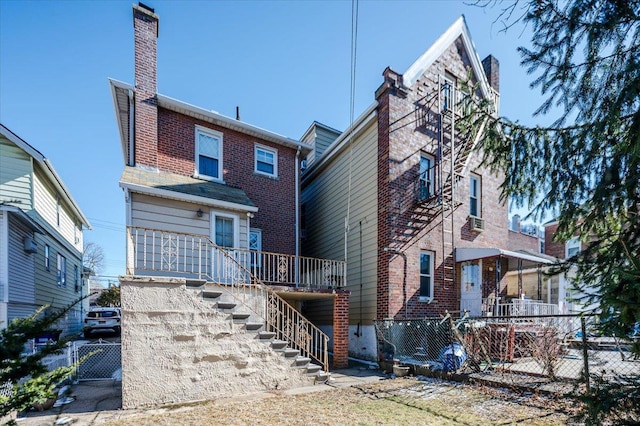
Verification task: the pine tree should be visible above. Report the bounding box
[0,303,79,422]
[465,1,640,422]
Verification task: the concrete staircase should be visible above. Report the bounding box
[189,282,328,382]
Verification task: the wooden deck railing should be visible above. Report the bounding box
[126,226,332,371]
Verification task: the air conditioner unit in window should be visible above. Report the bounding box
[469,216,485,232]
[23,236,38,254]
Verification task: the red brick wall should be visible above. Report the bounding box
[544,223,565,259]
[332,291,350,369]
[507,230,539,253]
[156,108,297,255]
[377,38,509,319]
[133,6,158,170]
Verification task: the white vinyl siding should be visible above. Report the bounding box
[0,136,33,209]
[33,165,81,249]
[130,193,248,248]
[301,118,378,325]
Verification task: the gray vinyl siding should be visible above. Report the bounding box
[0,136,33,209]
[6,214,40,326]
[302,118,379,325]
[131,193,249,248]
[301,124,341,166]
[33,219,83,319]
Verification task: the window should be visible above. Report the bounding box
[470,173,481,217]
[74,264,79,292]
[419,154,434,200]
[249,228,262,268]
[442,74,456,113]
[45,245,50,271]
[57,254,66,287]
[195,126,223,180]
[566,237,581,258]
[420,251,434,300]
[216,217,234,247]
[255,145,278,177]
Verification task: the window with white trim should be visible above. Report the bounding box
[255,144,277,177]
[419,153,434,200]
[57,253,66,287]
[195,126,223,180]
[470,173,481,217]
[420,251,434,300]
[211,211,239,249]
[442,74,456,113]
[566,237,581,258]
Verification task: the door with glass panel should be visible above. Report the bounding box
[211,213,242,284]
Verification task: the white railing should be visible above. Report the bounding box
[126,227,345,289]
[126,226,331,371]
[483,298,559,318]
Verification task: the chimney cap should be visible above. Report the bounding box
[133,2,159,36]
[138,2,154,13]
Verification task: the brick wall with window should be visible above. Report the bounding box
[376,38,508,320]
[155,108,298,255]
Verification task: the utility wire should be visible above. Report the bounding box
[345,0,359,265]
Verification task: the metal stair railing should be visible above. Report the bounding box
[126,226,330,371]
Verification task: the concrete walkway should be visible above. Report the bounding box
[16,366,386,425]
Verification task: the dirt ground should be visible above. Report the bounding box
[100,377,578,426]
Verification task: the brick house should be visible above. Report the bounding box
[110,3,350,407]
[301,17,553,361]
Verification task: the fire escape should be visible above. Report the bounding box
[389,75,483,290]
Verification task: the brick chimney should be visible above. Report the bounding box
[133,3,159,170]
[481,54,499,93]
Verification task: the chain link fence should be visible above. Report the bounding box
[375,314,640,390]
[74,341,122,381]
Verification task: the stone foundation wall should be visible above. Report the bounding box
[119,276,314,408]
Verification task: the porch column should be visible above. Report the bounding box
[332,290,350,369]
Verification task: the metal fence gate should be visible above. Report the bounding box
[74,341,122,381]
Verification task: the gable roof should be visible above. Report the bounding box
[403,15,493,100]
[0,124,91,229]
[109,79,312,166]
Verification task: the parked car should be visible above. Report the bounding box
[83,307,122,336]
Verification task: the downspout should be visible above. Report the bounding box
[128,89,135,166]
[0,214,8,329]
[295,146,301,287]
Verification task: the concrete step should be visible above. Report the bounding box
[186,279,207,288]
[202,290,223,299]
[315,370,331,383]
[258,331,276,340]
[217,301,237,310]
[232,312,251,321]
[306,364,322,375]
[294,356,311,367]
[283,348,300,358]
[245,322,264,331]
[271,340,288,351]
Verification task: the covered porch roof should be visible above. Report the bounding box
[456,247,556,270]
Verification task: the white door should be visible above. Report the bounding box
[210,213,242,283]
[460,260,482,316]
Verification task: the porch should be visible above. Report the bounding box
[123,226,349,372]
[126,226,346,290]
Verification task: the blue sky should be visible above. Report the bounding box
[0,0,544,282]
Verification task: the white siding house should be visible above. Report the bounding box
[0,124,90,334]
